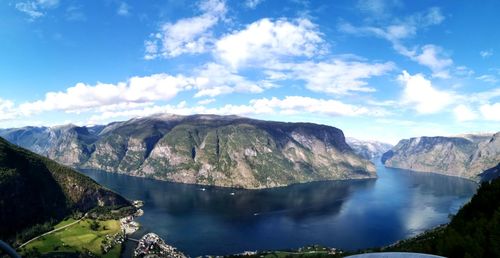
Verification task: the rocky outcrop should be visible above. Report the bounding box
[0,114,376,189]
[346,138,393,160]
[382,133,500,181]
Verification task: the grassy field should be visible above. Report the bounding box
[20,218,123,258]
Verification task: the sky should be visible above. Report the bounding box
[0,0,499,144]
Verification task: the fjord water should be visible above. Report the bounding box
[81,161,477,257]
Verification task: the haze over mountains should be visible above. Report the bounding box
[346,138,393,160]
[382,132,500,181]
[0,114,376,189]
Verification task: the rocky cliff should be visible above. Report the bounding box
[382,133,500,180]
[0,114,376,189]
[346,138,393,160]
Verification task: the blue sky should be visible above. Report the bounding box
[0,0,499,143]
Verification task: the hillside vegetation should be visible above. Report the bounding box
[0,137,130,244]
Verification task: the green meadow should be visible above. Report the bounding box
[21,218,122,258]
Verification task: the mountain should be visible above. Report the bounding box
[0,137,130,241]
[381,132,500,181]
[346,138,393,160]
[0,114,376,189]
[383,163,500,257]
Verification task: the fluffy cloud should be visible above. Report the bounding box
[268,59,395,94]
[19,74,194,115]
[87,95,387,124]
[193,63,271,97]
[480,103,500,121]
[453,105,477,122]
[411,45,453,78]
[15,0,59,19]
[214,18,325,69]
[249,96,387,116]
[398,71,455,114]
[0,98,17,121]
[197,98,216,105]
[144,0,226,59]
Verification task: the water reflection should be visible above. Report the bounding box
[80,161,477,257]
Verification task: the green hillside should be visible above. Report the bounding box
[0,137,130,245]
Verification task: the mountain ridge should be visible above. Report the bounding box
[382,132,500,181]
[0,114,376,189]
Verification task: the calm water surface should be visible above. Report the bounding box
[81,161,477,257]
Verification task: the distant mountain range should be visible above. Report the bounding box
[382,132,500,181]
[0,137,130,241]
[0,114,376,189]
[346,138,393,160]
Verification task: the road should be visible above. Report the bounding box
[18,214,87,249]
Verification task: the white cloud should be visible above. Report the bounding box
[117,2,130,16]
[340,8,450,76]
[480,50,493,58]
[453,105,477,122]
[410,7,445,26]
[145,0,226,59]
[480,103,500,121]
[250,96,387,117]
[0,98,17,121]
[19,74,194,115]
[197,98,216,105]
[15,0,59,19]
[245,0,264,9]
[214,18,325,69]
[338,22,416,43]
[476,74,498,83]
[411,45,453,78]
[340,25,453,78]
[86,95,388,124]
[398,71,455,114]
[269,59,395,95]
[193,63,273,97]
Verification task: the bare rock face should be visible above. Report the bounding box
[0,114,376,189]
[382,133,500,181]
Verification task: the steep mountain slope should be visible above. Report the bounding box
[0,114,376,189]
[0,137,130,240]
[346,138,393,160]
[382,133,500,180]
